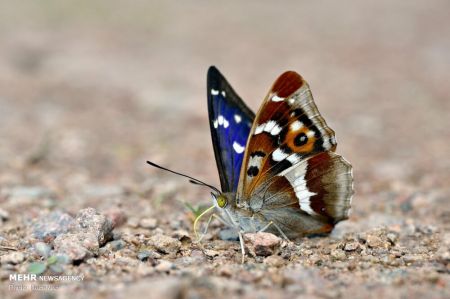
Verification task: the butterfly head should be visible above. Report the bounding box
[211,192,228,208]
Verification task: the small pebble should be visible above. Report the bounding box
[32,211,78,241]
[366,235,383,248]
[204,249,219,258]
[76,208,113,246]
[0,252,25,264]
[137,250,161,261]
[139,218,158,229]
[53,232,96,261]
[309,254,322,265]
[217,264,234,277]
[105,207,127,228]
[171,230,191,241]
[244,232,281,257]
[150,234,181,254]
[344,242,360,251]
[109,239,126,251]
[330,249,347,261]
[155,260,174,272]
[264,255,285,267]
[127,217,140,228]
[0,208,9,220]
[387,233,398,244]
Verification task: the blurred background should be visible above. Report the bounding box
[0,0,449,229]
[1,1,449,298]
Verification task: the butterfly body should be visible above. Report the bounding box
[207,66,353,240]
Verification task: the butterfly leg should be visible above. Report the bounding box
[272,222,290,241]
[258,220,274,233]
[258,221,290,241]
[250,214,258,233]
[196,213,230,243]
[238,231,246,264]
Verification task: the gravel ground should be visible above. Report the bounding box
[0,1,449,298]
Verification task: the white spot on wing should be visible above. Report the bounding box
[270,124,282,135]
[234,114,242,123]
[211,89,219,96]
[215,115,230,129]
[254,120,282,136]
[272,148,288,161]
[254,124,265,134]
[290,121,303,131]
[299,198,316,215]
[232,141,245,154]
[306,130,315,138]
[264,120,276,133]
[218,115,224,125]
[276,160,317,215]
[322,137,331,149]
[221,91,226,97]
[287,154,300,164]
[272,95,284,102]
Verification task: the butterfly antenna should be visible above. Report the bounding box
[146,161,221,194]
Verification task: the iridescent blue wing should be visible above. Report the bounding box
[207,66,255,192]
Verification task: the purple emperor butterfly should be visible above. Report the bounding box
[148,66,354,261]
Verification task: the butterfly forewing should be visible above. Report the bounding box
[236,71,353,232]
[237,71,337,198]
[207,66,255,192]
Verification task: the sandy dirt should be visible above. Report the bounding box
[0,1,449,298]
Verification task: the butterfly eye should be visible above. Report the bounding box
[216,194,228,208]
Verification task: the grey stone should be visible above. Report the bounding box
[32,211,78,240]
[53,232,98,261]
[109,239,126,251]
[76,208,113,245]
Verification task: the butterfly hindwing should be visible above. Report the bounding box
[207,66,255,193]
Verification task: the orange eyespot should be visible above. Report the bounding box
[216,194,228,208]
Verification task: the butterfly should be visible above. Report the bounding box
[147,66,353,262]
[206,66,353,243]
